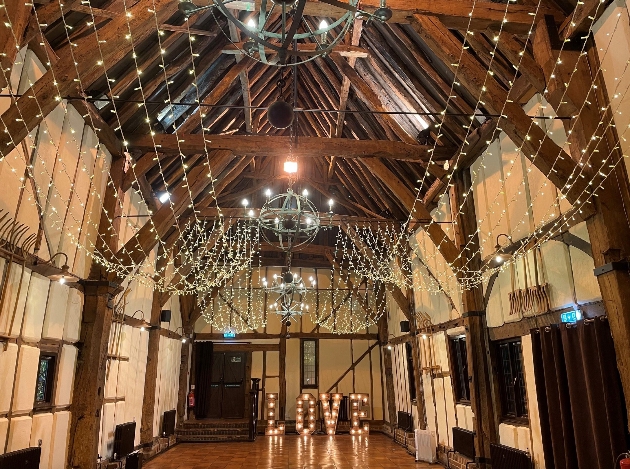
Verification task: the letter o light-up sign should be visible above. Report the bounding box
[295,393,317,435]
[320,393,342,435]
[349,393,370,435]
[265,393,285,435]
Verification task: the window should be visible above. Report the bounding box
[35,353,57,406]
[405,342,416,401]
[301,339,318,388]
[497,339,528,421]
[450,336,470,403]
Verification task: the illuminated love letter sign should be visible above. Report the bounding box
[295,393,317,435]
[320,393,343,435]
[349,393,370,435]
[265,393,285,435]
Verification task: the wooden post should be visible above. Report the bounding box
[279,322,287,420]
[532,21,630,428]
[68,281,121,469]
[451,170,497,467]
[177,297,196,426]
[140,287,165,446]
[408,292,426,430]
[377,309,397,431]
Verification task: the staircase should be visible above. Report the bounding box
[176,420,251,442]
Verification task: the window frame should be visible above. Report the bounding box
[34,350,58,409]
[300,339,319,389]
[495,337,529,425]
[449,335,471,404]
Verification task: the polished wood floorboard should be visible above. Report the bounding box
[145,434,439,468]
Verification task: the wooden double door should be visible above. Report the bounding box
[209,351,247,418]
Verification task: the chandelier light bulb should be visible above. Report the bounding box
[265,189,271,197]
[328,199,334,207]
[246,18,256,29]
[159,192,171,203]
[242,198,249,207]
[302,188,308,196]
[319,19,329,29]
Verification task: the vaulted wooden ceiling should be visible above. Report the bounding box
[2,0,599,270]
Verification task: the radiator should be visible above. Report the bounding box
[452,427,476,460]
[397,411,413,431]
[414,429,437,463]
[490,443,532,469]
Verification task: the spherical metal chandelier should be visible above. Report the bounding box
[263,270,316,324]
[178,0,393,66]
[258,188,322,251]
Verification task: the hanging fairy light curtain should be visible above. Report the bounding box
[333,222,413,291]
[197,265,266,333]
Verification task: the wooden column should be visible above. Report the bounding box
[532,20,630,427]
[177,297,196,426]
[377,308,397,430]
[407,292,426,430]
[68,281,121,469]
[140,287,165,445]
[451,170,497,467]
[279,322,287,420]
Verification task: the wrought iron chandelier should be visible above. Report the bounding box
[258,187,332,251]
[178,0,393,66]
[263,270,316,324]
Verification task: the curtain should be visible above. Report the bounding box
[194,341,213,419]
[531,318,627,469]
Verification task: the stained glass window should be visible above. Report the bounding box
[35,355,56,404]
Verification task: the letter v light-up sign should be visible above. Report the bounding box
[295,393,317,435]
[349,393,370,435]
[320,393,343,435]
[265,393,285,435]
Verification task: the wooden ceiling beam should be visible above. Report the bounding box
[0,0,180,159]
[329,19,364,178]
[177,56,256,134]
[304,0,563,33]
[330,52,418,145]
[410,14,587,205]
[127,133,453,162]
[362,27,465,145]
[0,1,31,88]
[113,150,234,269]
[360,158,460,265]
[227,13,254,134]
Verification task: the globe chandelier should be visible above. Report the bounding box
[263,270,316,325]
[178,0,394,66]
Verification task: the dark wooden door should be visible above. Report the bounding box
[208,353,225,418]
[208,351,246,418]
[222,352,246,418]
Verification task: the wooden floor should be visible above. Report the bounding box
[144,433,440,468]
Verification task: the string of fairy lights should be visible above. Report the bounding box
[0,0,628,332]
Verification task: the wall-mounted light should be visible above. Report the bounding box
[130,310,148,331]
[36,252,80,284]
[174,326,189,343]
[494,233,512,265]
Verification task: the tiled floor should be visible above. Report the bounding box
[144,433,440,468]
